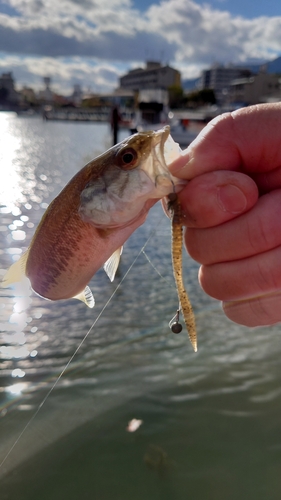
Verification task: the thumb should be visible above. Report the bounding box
[169,103,281,180]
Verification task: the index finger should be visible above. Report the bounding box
[169,103,281,183]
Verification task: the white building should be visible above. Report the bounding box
[119,61,181,91]
[71,84,83,106]
[198,64,252,104]
[38,76,54,103]
[228,72,281,105]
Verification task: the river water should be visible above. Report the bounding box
[1,112,281,499]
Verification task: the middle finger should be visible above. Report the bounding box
[185,190,281,265]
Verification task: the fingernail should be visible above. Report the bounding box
[217,184,247,213]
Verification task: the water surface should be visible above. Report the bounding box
[1,113,281,499]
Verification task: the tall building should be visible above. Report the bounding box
[71,84,83,106]
[119,61,181,91]
[198,64,252,104]
[0,72,20,106]
[38,76,53,103]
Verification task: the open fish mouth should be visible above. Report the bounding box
[153,125,180,167]
[144,125,186,192]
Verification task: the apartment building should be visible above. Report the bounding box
[119,61,181,91]
[228,72,281,105]
[198,64,251,104]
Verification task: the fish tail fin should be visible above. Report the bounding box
[1,252,29,288]
[73,286,95,308]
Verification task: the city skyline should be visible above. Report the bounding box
[0,0,281,95]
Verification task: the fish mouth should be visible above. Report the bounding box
[155,124,171,157]
[149,125,186,192]
[152,125,174,167]
[79,126,186,231]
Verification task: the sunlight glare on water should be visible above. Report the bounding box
[0,113,26,209]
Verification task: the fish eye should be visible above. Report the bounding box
[118,147,138,170]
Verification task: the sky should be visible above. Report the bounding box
[0,0,281,95]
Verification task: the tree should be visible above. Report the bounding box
[168,85,184,109]
[184,88,216,108]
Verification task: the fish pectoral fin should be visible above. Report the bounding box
[103,246,123,282]
[73,286,95,308]
[1,252,29,287]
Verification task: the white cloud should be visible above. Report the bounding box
[0,54,123,93]
[145,0,281,64]
[0,0,281,93]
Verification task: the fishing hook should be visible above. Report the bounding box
[169,307,183,334]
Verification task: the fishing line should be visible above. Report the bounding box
[0,218,162,470]
[141,249,174,288]
[142,249,185,334]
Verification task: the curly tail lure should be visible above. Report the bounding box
[168,193,197,352]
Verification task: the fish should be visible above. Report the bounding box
[1,126,180,301]
[2,125,197,350]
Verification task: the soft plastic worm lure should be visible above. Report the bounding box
[168,193,197,352]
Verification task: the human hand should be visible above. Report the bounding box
[169,103,281,327]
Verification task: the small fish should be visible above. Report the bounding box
[2,126,197,349]
[2,126,184,308]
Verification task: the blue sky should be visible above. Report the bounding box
[186,0,281,19]
[134,0,281,19]
[0,0,280,95]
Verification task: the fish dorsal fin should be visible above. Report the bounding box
[1,251,29,287]
[73,286,95,308]
[103,246,123,282]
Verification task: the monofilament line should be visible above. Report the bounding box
[0,224,159,470]
[142,249,174,288]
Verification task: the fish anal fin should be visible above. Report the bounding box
[73,286,95,308]
[103,246,123,282]
[1,252,29,288]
